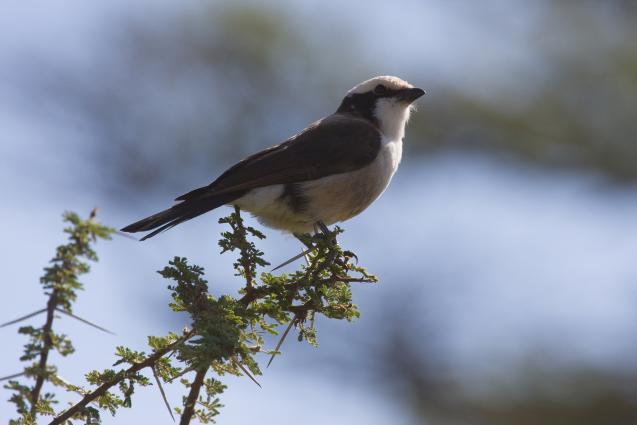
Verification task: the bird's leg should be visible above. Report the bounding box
[316,222,358,264]
[295,232,315,250]
[316,220,338,247]
[295,233,315,266]
[316,221,330,235]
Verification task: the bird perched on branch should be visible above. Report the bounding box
[122,76,425,241]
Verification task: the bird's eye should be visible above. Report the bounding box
[373,84,387,95]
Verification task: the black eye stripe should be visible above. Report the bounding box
[374,84,387,95]
[375,86,400,98]
[337,92,377,125]
[336,86,404,126]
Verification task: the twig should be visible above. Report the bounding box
[180,367,208,425]
[152,365,175,422]
[1,308,47,327]
[234,206,254,291]
[49,331,194,425]
[30,289,58,415]
[55,308,115,335]
[165,366,196,384]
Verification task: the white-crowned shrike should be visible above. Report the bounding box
[122,76,425,244]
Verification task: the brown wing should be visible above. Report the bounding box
[176,113,382,200]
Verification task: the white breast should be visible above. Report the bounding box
[299,136,402,225]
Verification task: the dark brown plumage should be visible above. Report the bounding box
[121,114,381,239]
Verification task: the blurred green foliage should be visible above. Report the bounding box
[25,1,636,192]
[418,13,637,183]
[356,300,637,425]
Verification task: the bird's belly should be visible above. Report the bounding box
[301,140,401,225]
[235,140,402,233]
[234,185,315,232]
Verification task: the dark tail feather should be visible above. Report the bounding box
[121,191,242,240]
[174,185,210,201]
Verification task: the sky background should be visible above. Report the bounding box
[2,1,637,424]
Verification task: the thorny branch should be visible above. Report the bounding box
[6,208,376,425]
[49,331,194,425]
[3,210,114,423]
[29,290,58,416]
[180,368,208,425]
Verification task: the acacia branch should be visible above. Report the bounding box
[234,205,254,292]
[180,367,208,425]
[30,289,58,415]
[49,331,194,425]
[37,208,373,424]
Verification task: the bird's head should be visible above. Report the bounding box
[337,76,425,141]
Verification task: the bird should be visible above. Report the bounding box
[121,75,425,243]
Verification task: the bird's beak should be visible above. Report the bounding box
[396,87,426,103]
